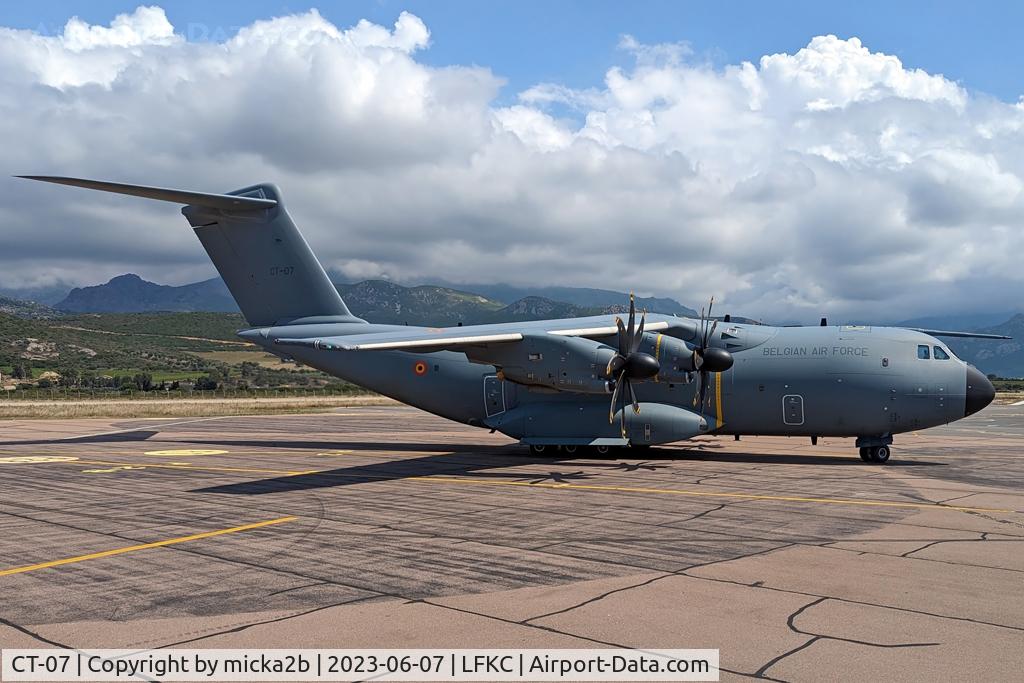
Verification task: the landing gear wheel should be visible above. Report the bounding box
[529,444,547,455]
[594,445,611,455]
[859,447,871,462]
[871,445,891,464]
[563,445,578,455]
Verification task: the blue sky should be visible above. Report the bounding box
[4,0,1023,103]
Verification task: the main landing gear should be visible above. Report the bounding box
[858,445,890,464]
[856,436,893,464]
[528,444,626,456]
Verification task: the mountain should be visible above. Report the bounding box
[895,312,1021,331]
[336,280,504,326]
[943,315,1024,378]
[481,296,601,322]
[25,270,1024,377]
[57,275,237,313]
[0,283,74,306]
[0,295,61,319]
[51,274,694,324]
[418,281,698,316]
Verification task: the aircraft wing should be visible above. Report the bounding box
[908,328,1012,340]
[273,318,677,352]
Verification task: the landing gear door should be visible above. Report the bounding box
[484,375,505,417]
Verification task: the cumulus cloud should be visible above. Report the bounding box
[1,7,1022,322]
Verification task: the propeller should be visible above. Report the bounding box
[606,293,660,438]
[691,297,734,412]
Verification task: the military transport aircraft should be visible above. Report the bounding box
[20,176,1008,463]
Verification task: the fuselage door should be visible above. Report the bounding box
[484,375,506,417]
[783,394,804,425]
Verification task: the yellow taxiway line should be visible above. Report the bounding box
[0,516,296,577]
[410,476,1014,513]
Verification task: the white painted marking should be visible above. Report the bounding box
[144,449,228,456]
[0,456,79,464]
[351,333,523,350]
[550,321,670,336]
[1011,399,1024,406]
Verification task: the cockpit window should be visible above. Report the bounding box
[917,345,930,360]
[933,346,950,360]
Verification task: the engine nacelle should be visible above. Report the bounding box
[464,334,615,394]
[632,332,698,381]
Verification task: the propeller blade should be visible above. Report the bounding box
[632,309,646,354]
[626,292,636,343]
[627,378,640,414]
[615,316,628,356]
[606,353,625,378]
[697,305,706,347]
[620,379,628,438]
[608,372,623,424]
[700,367,714,412]
[703,297,715,347]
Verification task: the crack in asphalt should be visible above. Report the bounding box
[154,595,379,648]
[679,570,1024,633]
[753,596,940,679]
[0,616,71,648]
[522,543,796,625]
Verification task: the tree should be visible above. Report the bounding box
[194,375,219,391]
[59,367,82,388]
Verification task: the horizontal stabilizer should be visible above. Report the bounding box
[16,176,278,210]
[909,328,1012,340]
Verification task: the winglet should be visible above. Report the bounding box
[15,176,278,210]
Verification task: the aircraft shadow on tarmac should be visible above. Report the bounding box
[189,440,944,495]
[0,430,160,447]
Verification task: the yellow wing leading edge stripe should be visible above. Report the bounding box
[654,334,663,382]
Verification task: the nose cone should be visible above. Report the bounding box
[965,366,995,417]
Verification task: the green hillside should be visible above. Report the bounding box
[0,295,60,319]
[0,312,338,392]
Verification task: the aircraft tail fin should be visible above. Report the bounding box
[18,176,364,328]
